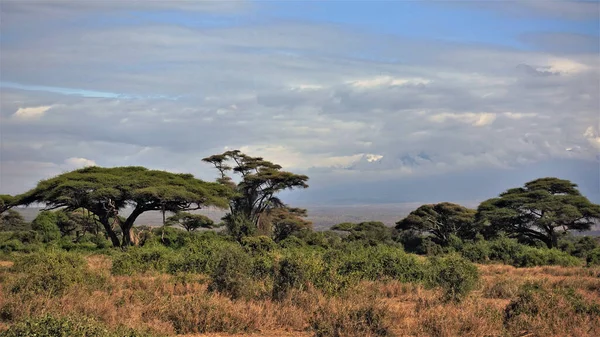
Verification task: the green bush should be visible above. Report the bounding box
[207,246,252,299]
[337,245,423,282]
[0,239,24,253]
[2,314,155,337]
[272,256,310,300]
[488,236,524,264]
[111,245,175,275]
[516,247,581,267]
[278,235,305,249]
[460,240,490,263]
[9,250,89,297]
[241,235,276,254]
[31,211,62,243]
[426,254,479,302]
[167,239,236,275]
[586,247,600,266]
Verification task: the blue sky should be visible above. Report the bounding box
[0,0,599,205]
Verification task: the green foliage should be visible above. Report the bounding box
[457,236,581,267]
[426,254,479,302]
[207,246,253,299]
[272,256,310,300]
[586,248,600,266]
[460,240,491,263]
[0,209,27,231]
[111,245,175,275]
[166,212,215,232]
[269,207,312,242]
[9,250,91,297]
[476,177,600,248]
[241,235,276,254]
[396,202,478,246]
[167,237,236,275]
[31,211,61,243]
[333,221,393,246]
[203,150,309,241]
[337,245,423,282]
[223,213,257,242]
[2,315,155,337]
[0,194,15,214]
[19,166,231,247]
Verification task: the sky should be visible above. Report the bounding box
[0,0,599,206]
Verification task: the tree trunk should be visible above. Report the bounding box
[100,217,121,247]
[120,207,143,247]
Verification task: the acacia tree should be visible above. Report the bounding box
[395,202,477,245]
[166,212,216,232]
[18,166,230,247]
[476,177,600,248]
[203,150,309,240]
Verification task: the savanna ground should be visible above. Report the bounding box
[0,252,598,337]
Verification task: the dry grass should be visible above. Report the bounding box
[0,258,598,336]
[0,260,13,269]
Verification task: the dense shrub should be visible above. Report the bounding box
[516,247,581,267]
[426,254,479,302]
[338,245,423,282]
[111,245,175,275]
[586,248,600,266]
[207,246,253,299]
[460,240,490,263]
[31,211,61,243]
[8,250,89,296]
[2,315,154,337]
[167,239,236,275]
[241,235,277,254]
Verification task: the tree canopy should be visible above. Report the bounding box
[18,166,231,247]
[166,212,216,232]
[395,202,477,246]
[203,150,309,240]
[476,177,600,248]
[332,221,393,245]
[267,207,312,242]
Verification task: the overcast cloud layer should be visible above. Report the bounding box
[1,0,599,204]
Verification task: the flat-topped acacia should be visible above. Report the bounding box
[476,177,600,248]
[18,166,230,247]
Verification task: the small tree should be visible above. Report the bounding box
[166,212,215,232]
[0,209,27,231]
[396,202,477,246]
[476,177,600,248]
[268,207,312,242]
[203,150,309,241]
[332,221,392,245]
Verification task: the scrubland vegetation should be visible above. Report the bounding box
[0,150,599,336]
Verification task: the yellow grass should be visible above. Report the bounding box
[0,258,598,337]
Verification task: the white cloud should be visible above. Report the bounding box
[64,157,96,168]
[429,112,497,126]
[348,76,431,88]
[12,106,52,119]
